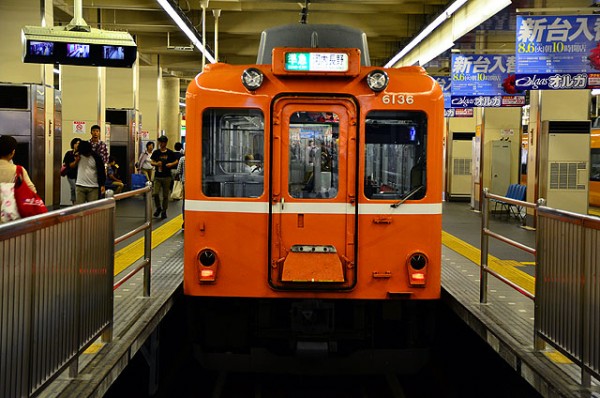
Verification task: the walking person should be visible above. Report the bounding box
[136,141,155,182]
[62,137,81,204]
[89,124,109,166]
[74,140,106,204]
[1,135,38,223]
[150,135,179,219]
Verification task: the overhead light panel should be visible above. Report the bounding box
[385,0,467,68]
[156,0,216,64]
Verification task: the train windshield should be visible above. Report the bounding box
[288,112,339,199]
[202,109,265,198]
[364,111,427,200]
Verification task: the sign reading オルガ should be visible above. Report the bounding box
[515,15,600,90]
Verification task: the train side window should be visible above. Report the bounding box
[364,111,427,200]
[202,109,265,198]
[591,149,600,182]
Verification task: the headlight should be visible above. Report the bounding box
[366,70,389,92]
[241,67,264,91]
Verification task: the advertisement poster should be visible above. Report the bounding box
[515,15,600,90]
[451,54,525,107]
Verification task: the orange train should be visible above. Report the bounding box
[183,24,444,371]
[591,129,600,207]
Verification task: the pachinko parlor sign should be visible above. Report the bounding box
[515,15,600,90]
[450,54,525,108]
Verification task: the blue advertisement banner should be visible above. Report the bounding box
[515,15,600,89]
[451,54,524,107]
[450,95,526,108]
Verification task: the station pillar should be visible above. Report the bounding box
[0,0,57,207]
[159,77,181,145]
[525,90,590,223]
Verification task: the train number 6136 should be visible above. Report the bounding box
[382,94,414,105]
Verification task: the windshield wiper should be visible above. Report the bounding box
[390,185,425,208]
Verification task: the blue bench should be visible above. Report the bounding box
[492,184,526,220]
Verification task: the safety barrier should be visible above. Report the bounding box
[481,187,600,386]
[535,206,600,387]
[480,187,536,302]
[108,183,153,295]
[0,183,153,398]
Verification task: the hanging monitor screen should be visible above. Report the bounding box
[22,26,137,68]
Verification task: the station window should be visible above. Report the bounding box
[364,111,427,200]
[202,109,264,198]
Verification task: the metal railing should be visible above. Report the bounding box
[480,187,537,303]
[480,187,600,386]
[535,205,600,387]
[108,182,153,295]
[0,182,153,398]
[1,200,115,398]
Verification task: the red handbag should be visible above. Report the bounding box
[14,165,48,217]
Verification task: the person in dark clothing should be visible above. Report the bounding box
[151,135,179,219]
[74,140,106,204]
[62,137,82,204]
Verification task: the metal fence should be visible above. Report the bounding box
[1,200,115,398]
[535,206,600,386]
[481,188,600,386]
[0,183,153,398]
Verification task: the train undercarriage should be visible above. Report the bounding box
[187,297,438,374]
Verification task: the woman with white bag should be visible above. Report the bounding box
[0,135,38,223]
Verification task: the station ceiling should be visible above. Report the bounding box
[52,0,580,80]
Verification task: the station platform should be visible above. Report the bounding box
[34,199,597,398]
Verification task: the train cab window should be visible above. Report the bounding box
[287,112,339,199]
[202,109,265,198]
[364,111,427,200]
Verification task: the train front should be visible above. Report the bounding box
[183,24,444,370]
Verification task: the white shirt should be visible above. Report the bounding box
[76,155,99,187]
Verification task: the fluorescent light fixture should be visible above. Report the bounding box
[156,0,216,63]
[385,0,467,68]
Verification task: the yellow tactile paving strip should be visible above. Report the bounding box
[589,207,600,217]
[113,215,183,276]
[442,231,535,296]
[84,216,183,355]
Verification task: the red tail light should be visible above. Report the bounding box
[197,249,218,282]
[407,253,428,287]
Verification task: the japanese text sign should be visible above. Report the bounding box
[450,54,525,108]
[515,15,600,89]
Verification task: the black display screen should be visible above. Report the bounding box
[23,40,136,67]
[66,43,90,58]
[29,41,53,56]
[103,45,125,60]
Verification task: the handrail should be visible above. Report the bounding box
[480,187,537,303]
[0,198,116,397]
[106,181,153,296]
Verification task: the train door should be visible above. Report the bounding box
[270,99,357,290]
